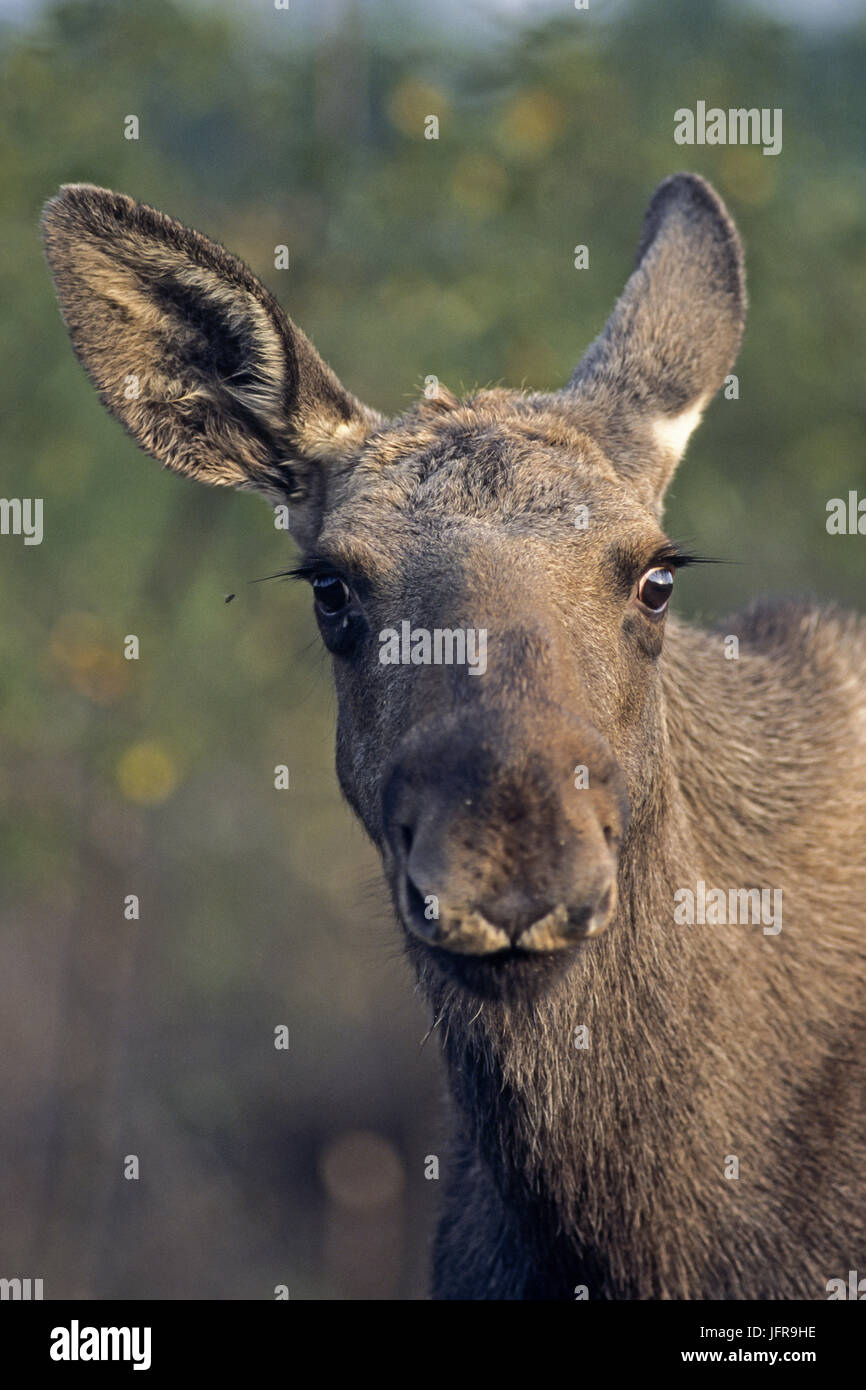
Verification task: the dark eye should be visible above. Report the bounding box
[637,566,674,613]
[313,574,351,617]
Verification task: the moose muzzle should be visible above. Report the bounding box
[381,705,630,957]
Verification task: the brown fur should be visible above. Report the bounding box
[43,174,866,1299]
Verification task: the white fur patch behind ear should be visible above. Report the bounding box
[293,412,381,464]
[651,396,707,462]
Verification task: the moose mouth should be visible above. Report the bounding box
[397,873,614,998]
[405,889,609,953]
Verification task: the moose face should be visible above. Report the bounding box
[305,399,690,997]
[43,173,744,1001]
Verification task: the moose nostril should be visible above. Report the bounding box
[400,851,444,944]
[399,823,414,858]
[405,870,429,925]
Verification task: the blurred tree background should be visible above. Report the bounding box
[0,0,864,1298]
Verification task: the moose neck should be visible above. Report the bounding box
[427,617,730,1270]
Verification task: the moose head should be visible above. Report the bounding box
[43,173,744,1002]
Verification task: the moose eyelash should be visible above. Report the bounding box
[251,555,338,585]
[647,533,728,572]
[284,557,337,583]
[647,544,718,572]
[610,543,719,598]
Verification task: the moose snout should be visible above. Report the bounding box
[381,710,630,960]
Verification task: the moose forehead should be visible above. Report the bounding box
[314,390,667,582]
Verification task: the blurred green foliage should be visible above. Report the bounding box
[0,0,864,1298]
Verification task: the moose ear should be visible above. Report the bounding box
[42,184,380,509]
[566,173,746,513]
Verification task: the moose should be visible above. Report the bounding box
[43,174,865,1299]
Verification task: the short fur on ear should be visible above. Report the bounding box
[42,184,381,504]
[566,173,746,512]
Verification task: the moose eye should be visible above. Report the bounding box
[637,566,674,614]
[312,574,351,617]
